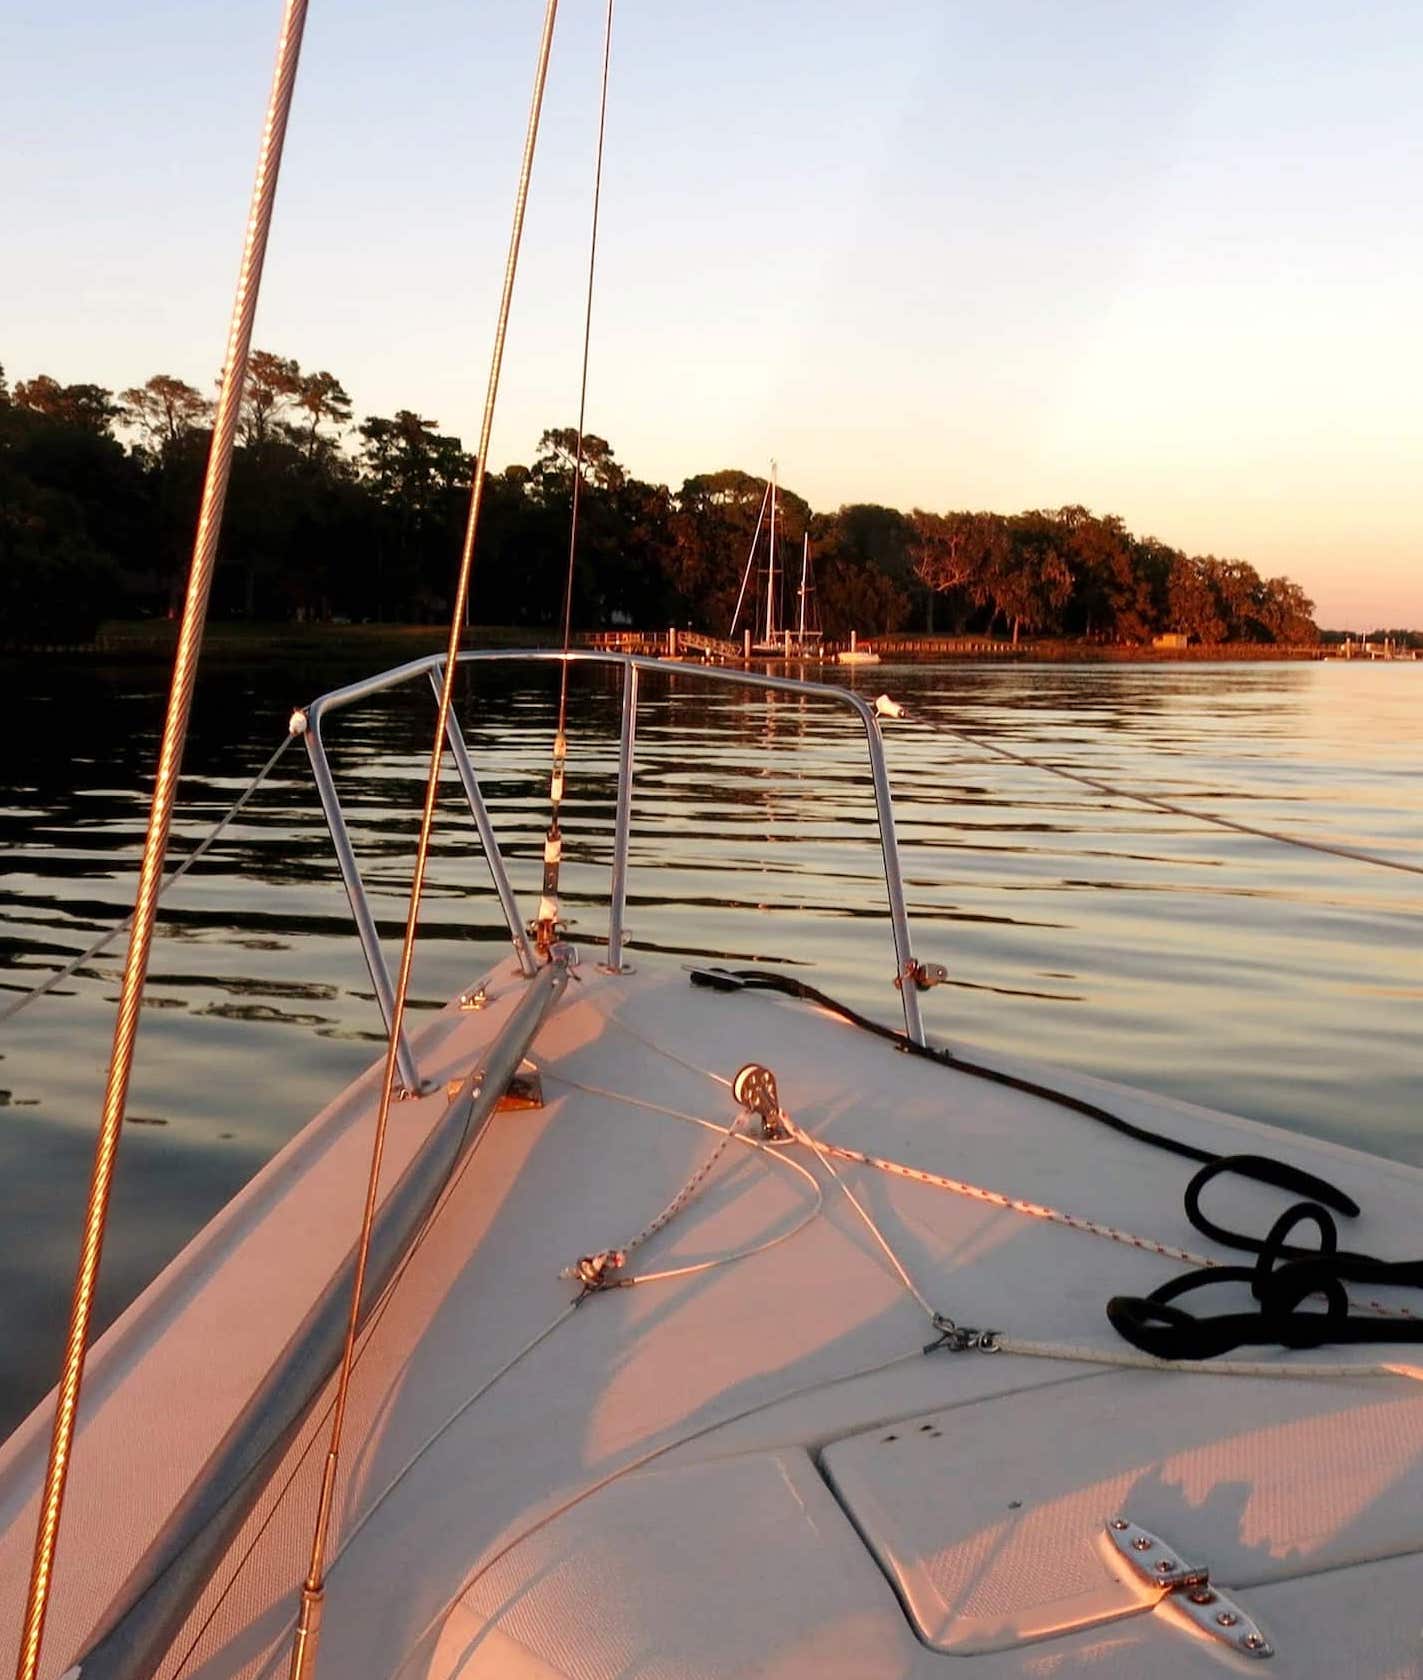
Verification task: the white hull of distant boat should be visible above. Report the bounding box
[2,653,1421,1680]
[836,632,881,666]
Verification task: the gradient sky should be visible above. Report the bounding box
[6,1,1421,627]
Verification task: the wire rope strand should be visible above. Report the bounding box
[911,710,1423,880]
[537,0,615,956]
[784,1120,938,1321]
[287,7,560,1676]
[0,732,294,1028]
[12,9,311,1676]
[555,0,616,735]
[166,1025,512,1675]
[587,1002,1416,1321]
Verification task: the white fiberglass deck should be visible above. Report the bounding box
[1,956,1420,1678]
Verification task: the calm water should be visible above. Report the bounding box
[0,654,1419,1433]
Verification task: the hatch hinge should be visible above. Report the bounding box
[1106,1519,1273,1659]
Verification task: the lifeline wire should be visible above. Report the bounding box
[13,7,311,1676]
[907,705,1423,880]
[288,7,561,1677]
[0,732,294,1027]
[538,0,616,953]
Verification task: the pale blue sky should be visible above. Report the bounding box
[6,1,1421,625]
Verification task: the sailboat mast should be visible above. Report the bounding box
[766,461,777,643]
[727,478,771,640]
[798,532,808,640]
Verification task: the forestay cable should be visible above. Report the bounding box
[537,0,617,955]
[12,6,311,1675]
[287,6,561,1676]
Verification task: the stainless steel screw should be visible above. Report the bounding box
[1110,1519,1129,1531]
[1156,1559,1176,1573]
[1132,1536,1153,1551]
[1216,1612,1239,1627]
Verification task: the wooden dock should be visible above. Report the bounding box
[581,628,744,660]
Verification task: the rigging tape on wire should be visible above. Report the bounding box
[0,731,295,1027]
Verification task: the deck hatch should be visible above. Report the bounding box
[819,1369,1423,1655]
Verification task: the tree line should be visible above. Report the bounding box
[2,353,1323,646]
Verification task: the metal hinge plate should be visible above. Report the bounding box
[1106,1519,1273,1659]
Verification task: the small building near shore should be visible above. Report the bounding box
[1153,632,1189,649]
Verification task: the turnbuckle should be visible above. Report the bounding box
[924,1313,1000,1354]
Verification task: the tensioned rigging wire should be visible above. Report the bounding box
[587,996,1415,1320]
[727,478,772,641]
[905,704,1423,879]
[288,5,562,1671]
[160,1059,507,1675]
[554,0,615,739]
[534,0,616,954]
[0,732,294,1027]
[171,1076,823,1668]
[13,4,312,1674]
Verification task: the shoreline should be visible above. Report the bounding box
[0,622,1372,666]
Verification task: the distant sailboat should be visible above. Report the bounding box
[727,464,823,656]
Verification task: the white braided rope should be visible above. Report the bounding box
[546,1075,825,1290]
[595,1003,1418,1322]
[994,1337,1423,1382]
[809,1134,1417,1323]
[621,1116,741,1258]
[542,1063,1419,1385]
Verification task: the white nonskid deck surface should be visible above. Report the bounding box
[3,956,1421,1678]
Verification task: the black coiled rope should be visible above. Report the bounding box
[1106,1156,1423,1358]
[690,967,1423,1358]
